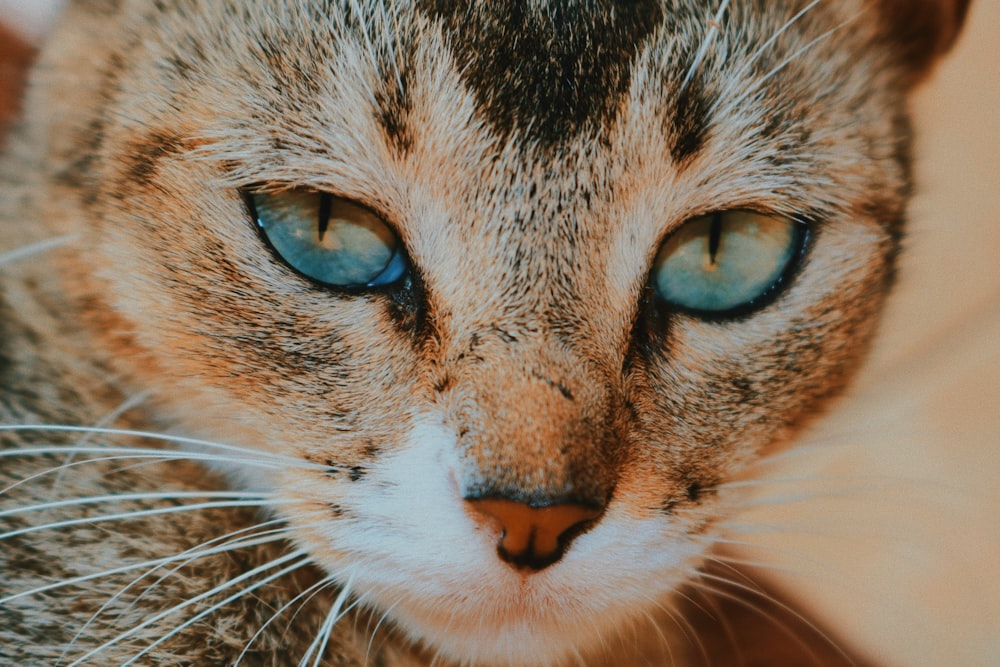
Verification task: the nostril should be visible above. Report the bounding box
[465,497,604,571]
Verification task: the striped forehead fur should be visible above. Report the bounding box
[123,0,914,221]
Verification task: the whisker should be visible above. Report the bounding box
[702,551,856,608]
[0,234,79,267]
[735,0,822,82]
[689,568,855,666]
[639,593,703,666]
[687,574,820,665]
[727,485,879,510]
[52,391,152,489]
[713,13,859,118]
[0,499,292,542]
[364,598,402,665]
[0,490,275,518]
[694,589,747,667]
[576,604,613,665]
[0,425,325,470]
[235,574,334,666]
[634,606,679,667]
[718,473,864,490]
[120,555,315,667]
[61,528,300,661]
[87,523,302,626]
[110,514,328,624]
[0,452,275,497]
[0,529,289,607]
[66,550,309,667]
[681,0,731,91]
[702,541,835,578]
[714,518,832,537]
[3,455,178,496]
[299,571,356,667]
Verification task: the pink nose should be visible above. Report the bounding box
[466,497,604,571]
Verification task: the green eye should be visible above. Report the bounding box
[250,189,406,288]
[652,210,806,317]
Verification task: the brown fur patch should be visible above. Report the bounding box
[0,25,34,140]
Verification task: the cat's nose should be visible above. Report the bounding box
[465,496,604,571]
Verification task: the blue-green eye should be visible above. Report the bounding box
[652,210,806,317]
[250,189,406,288]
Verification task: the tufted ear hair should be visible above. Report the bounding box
[877,0,972,85]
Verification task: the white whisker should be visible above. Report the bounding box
[645,594,700,666]
[736,0,822,82]
[0,234,79,267]
[0,530,290,607]
[705,535,839,571]
[0,425,325,470]
[704,551,838,591]
[3,455,176,496]
[633,605,678,667]
[714,13,858,118]
[0,499,291,542]
[64,527,304,664]
[122,555,315,667]
[52,391,152,489]
[729,485,878,510]
[235,574,334,666]
[364,598,402,664]
[681,0,731,91]
[718,474,856,490]
[691,568,854,665]
[1,452,272,497]
[67,550,309,667]
[110,515,328,624]
[299,570,355,667]
[0,490,274,518]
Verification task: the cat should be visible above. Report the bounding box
[0,1,972,665]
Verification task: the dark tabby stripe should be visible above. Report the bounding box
[416,0,663,148]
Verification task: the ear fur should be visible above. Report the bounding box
[877,0,972,84]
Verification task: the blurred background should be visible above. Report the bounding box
[735,1,1000,664]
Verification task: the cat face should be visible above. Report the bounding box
[33,0,967,663]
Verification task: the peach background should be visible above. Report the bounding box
[738,1,1000,664]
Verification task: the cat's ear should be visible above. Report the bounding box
[877,0,972,84]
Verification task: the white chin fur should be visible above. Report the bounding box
[304,415,702,666]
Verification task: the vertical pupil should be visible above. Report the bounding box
[707,211,723,265]
[317,192,332,242]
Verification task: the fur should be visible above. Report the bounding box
[0,1,971,665]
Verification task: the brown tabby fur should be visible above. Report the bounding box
[0,1,968,665]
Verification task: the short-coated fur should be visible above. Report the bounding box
[0,1,969,665]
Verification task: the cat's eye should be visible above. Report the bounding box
[249,189,406,288]
[652,210,807,317]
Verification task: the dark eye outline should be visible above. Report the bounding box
[241,188,410,293]
[650,210,813,321]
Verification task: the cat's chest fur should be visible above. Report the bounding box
[0,1,969,665]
